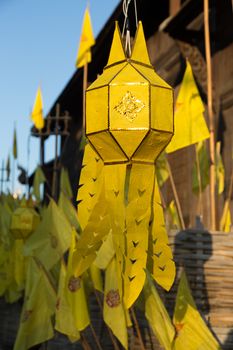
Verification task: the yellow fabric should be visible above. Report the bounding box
[14,258,56,350]
[65,229,90,331]
[24,200,72,270]
[89,263,103,292]
[32,166,46,202]
[31,87,44,130]
[72,188,111,276]
[220,200,232,233]
[77,143,104,230]
[55,261,80,341]
[104,258,128,349]
[150,178,175,291]
[94,231,115,269]
[173,271,221,350]
[60,167,73,199]
[216,142,225,195]
[144,272,175,350]
[76,7,95,68]
[104,163,127,299]
[166,61,210,153]
[123,164,154,308]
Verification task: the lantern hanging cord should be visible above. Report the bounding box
[122,0,138,57]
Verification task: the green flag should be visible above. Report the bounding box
[192,141,210,195]
[13,127,18,159]
[60,167,73,199]
[6,154,10,181]
[156,152,169,187]
[32,166,46,202]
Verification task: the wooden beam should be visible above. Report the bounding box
[169,0,181,16]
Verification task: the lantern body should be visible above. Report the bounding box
[10,207,40,239]
[86,23,173,164]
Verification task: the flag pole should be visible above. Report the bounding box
[204,0,216,230]
[195,143,204,220]
[130,308,146,350]
[39,129,43,166]
[52,104,60,202]
[166,159,185,230]
[82,56,88,133]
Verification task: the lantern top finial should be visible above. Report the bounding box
[106,22,126,66]
[106,21,151,68]
[131,21,151,66]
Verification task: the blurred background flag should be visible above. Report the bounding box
[6,154,10,181]
[31,87,44,130]
[75,7,95,68]
[166,61,210,153]
[13,127,18,160]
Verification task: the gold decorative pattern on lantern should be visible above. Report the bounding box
[114,91,145,122]
[106,289,120,308]
[68,275,81,292]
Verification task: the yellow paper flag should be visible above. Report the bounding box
[24,200,72,271]
[65,229,90,331]
[144,271,175,350]
[220,200,232,233]
[31,87,44,130]
[55,261,80,342]
[216,142,225,195]
[76,8,95,68]
[104,258,128,349]
[173,271,221,350]
[14,258,56,350]
[166,61,210,153]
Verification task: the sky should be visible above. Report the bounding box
[0,0,119,194]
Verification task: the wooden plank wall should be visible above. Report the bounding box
[167,229,233,349]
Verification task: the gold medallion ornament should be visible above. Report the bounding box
[73,21,175,309]
[106,289,121,308]
[68,275,81,292]
[114,91,145,122]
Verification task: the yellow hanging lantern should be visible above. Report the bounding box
[86,22,173,163]
[10,198,40,240]
[73,22,175,309]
